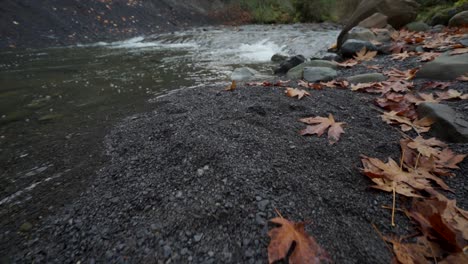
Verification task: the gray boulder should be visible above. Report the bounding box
[303,67,337,82]
[271,53,288,63]
[231,67,258,81]
[359,13,388,29]
[274,55,306,75]
[416,53,468,80]
[340,39,378,58]
[346,73,387,84]
[404,21,430,32]
[449,10,468,27]
[418,103,468,143]
[343,27,377,43]
[287,60,338,80]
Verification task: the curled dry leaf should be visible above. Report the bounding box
[450,47,468,55]
[268,217,330,264]
[384,68,419,80]
[337,59,359,68]
[381,111,433,133]
[350,82,383,93]
[298,80,323,90]
[375,93,418,119]
[391,51,414,61]
[225,80,236,91]
[406,136,446,158]
[381,80,413,94]
[405,93,440,105]
[285,88,310,100]
[384,236,441,264]
[354,47,378,61]
[436,89,468,100]
[320,80,349,89]
[422,81,451,90]
[299,114,345,145]
[419,52,441,62]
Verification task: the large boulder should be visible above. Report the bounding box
[273,55,306,75]
[449,10,468,27]
[359,13,388,29]
[418,103,468,143]
[340,39,378,58]
[343,27,377,43]
[416,53,468,80]
[385,0,420,29]
[346,73,387,84]
[287,60,338,79]
[303,67,337,82]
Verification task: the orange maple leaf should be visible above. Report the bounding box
[285,88,310,100]
[225,80,236,91]
[337,59,359,68]
[268,217,329,264]
[299,114,345,144]
[354,47,377,61]
[457,74,468,82]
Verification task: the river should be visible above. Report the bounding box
[0,24,338,227]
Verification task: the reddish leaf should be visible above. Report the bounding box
[285,88,310,100]
[300,114,345,144]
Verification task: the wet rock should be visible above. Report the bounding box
[270,53,288,63]
[286,60,338,79]
[416,53,468,80]
[340,40,378,58]
[19,222,33,232]
[359,13,388,29]
[273,55,305,75]
[404,21,430,32]
[38,114,63,122]
[346,73,387,84]
[449,11,468,27]
[194,234,203,242]
[303,67,337,82]
[431,25,446,33]
[417,103,468,143]
[374,28,394,43]
[343,27,376,43]
[231,67,258,82]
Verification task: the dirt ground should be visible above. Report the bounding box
[6,53,467,263]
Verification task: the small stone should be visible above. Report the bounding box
[257,200,270,211]
[194,234,203,242]
[208,251,215,257]
[163,245,172,258]
[255,213,266,226]
[19,222,33,232]
[346,73,387,84]
[197,168,204,176]
[181,248,189,255]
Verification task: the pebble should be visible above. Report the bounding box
[163,245,172,258]
[194,234,203,242]
[257,200,269,211]
[208,251,214,257]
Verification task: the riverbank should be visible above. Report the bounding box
[7,27,468,262]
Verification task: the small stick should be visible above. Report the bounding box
[274,208,284,219]
[414,152,421,170]
[371,223,393,254]
[392,186,397,227]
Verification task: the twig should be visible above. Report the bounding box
[371,223,393,254]
[274,208,284,219]
[392,186,397,227]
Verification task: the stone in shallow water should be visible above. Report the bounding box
[417,102,468,143]
[286,60,338,80]
[231,67,258,82]
[273,55,305,75]
[416,53,468,81]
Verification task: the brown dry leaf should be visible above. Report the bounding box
[298,80,323,90]
[384,68,419,80]
[246,81,274,87]
[410,190,468,253]
[436,89,468,100]
[274,80,290,87]
[285,88,310,100]
[405,93,440,105]
[299,114,345,145]
[390,42,407,54]
[350,82,383,93]
[337,59,359,68]
[385,236,439,264]
[436,148,467,170]
[381,80,414,94]
[422,81,451,90]
[320,80,349,89]
[354,47,378,61]
[419,52,441,62]
[381,111,433,133]
[268,217,329,264]
[225,80,236,91]
[450,47,468,55]
[391,51,414,61]
[375,93,417,119]
[366,65,383,70]
[457,74,468,82]
[406,136,446,158]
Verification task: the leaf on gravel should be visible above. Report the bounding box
[409,190,468,253]
[350,82,383,93]
[390,42,406,54]
[385,236,439,264]
[406,136,446,158]
[384,68,419,80]
[300,114,345,145]
[337,59,359,68]
[391,51,414,61]
[422,81,451,90]
[450,47,468,55]
[285,88,310,100]
[381,80,414,94]
[320,80,349,89]
[268,217,329,264]
[457,74,468,82]
[405,93,440,105]
[246,81,274,87]
[275,80,291,87]
[436,89,468,100]
[375,93,418,119]
[436,148,467,170]
[381,111,433,133]
[354,47,377,61]
[298,80,323,90]
[419,52,441,62]
[225,80,236,91]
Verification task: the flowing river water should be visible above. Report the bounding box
[0,24,338,222]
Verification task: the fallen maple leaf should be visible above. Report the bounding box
[389,42,407,54]
[406,136,446,158]
[268,217,329,264]
[225,80,236,91]
[337,59,359,68]
[381,80,414,94]
[436,89,468,100]
[285,88,310,100]
[419,52,441,62]
[384,68,419,80]
[298,80,323,90]
[354,47,377,61]
[350,82,383,93]
[391,51,413,61]
[422,81,451,90]
[381,111,433,133]
[320,80,349,89]
[375,93,418,119]
[405,93,440,105]
[299,114,345,144]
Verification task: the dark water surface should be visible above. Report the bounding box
[0,25,337,244]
